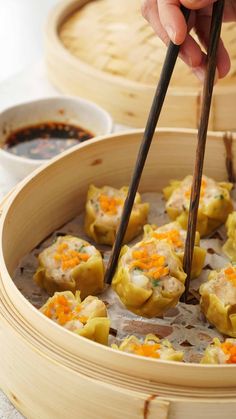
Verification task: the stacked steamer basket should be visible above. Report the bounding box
[1,130,236,419]
[45,0,236,128]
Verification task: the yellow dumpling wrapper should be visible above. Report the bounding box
[40,291,110,345]
[84,185,149,245]
[112,238,186,318]
[200,266,236,337]
[34,235,104,299]
[200,337,236,364]
[143,222,206,278]
[223,212,236,262]
[112,334,184,361]
[163,175,233,237]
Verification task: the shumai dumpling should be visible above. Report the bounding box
[223,212,236,262]
[144,221,206,278]
[200,266,236,337]
[201,337,236,364]
[40,291,110,344]
[112,334,183,361]
[163,175,233,237]
[84,185,149,245]
[112,238,186,318]
[34,235,104,299]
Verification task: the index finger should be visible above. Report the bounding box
[158,0,216,44]
[158,0,188,44]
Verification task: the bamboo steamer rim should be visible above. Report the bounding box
[1,128,236,396]
[46,0,236,94]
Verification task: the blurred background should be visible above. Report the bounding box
[0,0,58,82]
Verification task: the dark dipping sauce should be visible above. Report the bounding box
[3,121,94,160]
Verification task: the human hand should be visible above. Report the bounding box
[141,0,236,81]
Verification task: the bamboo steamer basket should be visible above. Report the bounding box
[1,129,236,419]
[45,0,236,129]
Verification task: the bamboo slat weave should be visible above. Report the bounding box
[59,0,236,88]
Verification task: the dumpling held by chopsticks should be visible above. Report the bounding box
[143,221,206,278]
[112,237,186,318]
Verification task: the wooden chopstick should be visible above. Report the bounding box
[181,0,225,303]
[104,6,190,285]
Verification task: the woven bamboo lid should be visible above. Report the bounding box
[59,0,236,88]
[45,0,236,128]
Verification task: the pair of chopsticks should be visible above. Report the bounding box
[105,0,225,303]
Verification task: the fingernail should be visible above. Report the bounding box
[165,25,176,43]
[192,67,205,82]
